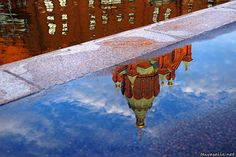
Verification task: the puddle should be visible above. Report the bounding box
[0,0,230,65]
[0,27,236,157]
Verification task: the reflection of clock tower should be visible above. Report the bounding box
[112,45,193,128]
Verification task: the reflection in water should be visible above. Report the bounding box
[113,45,192,128]
[0,0,228,65]
[0,29,236,156]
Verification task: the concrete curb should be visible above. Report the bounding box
[1,1,236,105]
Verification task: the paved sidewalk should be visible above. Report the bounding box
[1,1,236,105]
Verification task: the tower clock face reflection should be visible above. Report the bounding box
[112,45,193,128]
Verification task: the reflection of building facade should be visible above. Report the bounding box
[0,0,228,65]
[0,0,30,64]
[112,45,192,128]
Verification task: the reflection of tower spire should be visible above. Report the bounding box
[138,128,143,143]
[116,86,119,96]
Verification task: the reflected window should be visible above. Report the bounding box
[116,14,123,22]
[164,8,171,20]
[89,15,96,30]
[102,14,108,24]
[62,23,68,35]
[128,13,135,24]
[152,7,159,22]
[44,0,54,12]
[208,0,214,7]
[101,0,122,4]
[188,3,193,12]
[151,0,163,6]
[62,23,68,31]
[59,0,67,7]
[47,16,54,20]
[89,0,95,6]
[62,14,68,20]
[48,23,56,35]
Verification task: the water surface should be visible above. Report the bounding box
[0,28,235,157]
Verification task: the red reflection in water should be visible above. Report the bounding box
[0,0,228,65]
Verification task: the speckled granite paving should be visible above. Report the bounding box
[1,1,236,105]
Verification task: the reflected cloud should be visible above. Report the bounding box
[182,86,194,93]
[71,89,133,117]
[0,111,61,148]
[48,80,133,117]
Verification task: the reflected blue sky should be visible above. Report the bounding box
[0,31,236,157]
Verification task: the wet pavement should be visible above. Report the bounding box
[0,26,235,157]
[0,0,230,65]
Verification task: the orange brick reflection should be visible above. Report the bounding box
[0,0,228,65]
[0,37,31,65]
